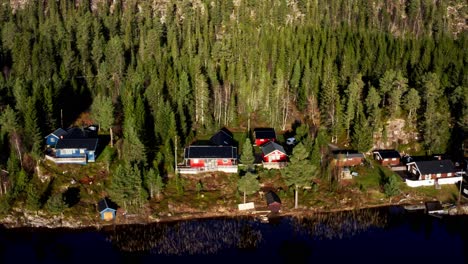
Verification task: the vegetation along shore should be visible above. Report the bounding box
[0,1,466,228]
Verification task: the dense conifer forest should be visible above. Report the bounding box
[0,0,466,213]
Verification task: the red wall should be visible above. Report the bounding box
[263,151,287,162]
[380,158,400,166]
[217,159,233,166]
[255,138,275,146]
[189,159,205,167]
[190,159,233,167]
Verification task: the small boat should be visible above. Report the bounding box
[256,215,269,223]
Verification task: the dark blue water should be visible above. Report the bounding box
[0,207,466,264]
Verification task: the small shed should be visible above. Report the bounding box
[97,198,117,221]
[265,191,282,213]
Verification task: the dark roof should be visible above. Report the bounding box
[184,146,237,159]
[373,149,400,159]
[210,129,234,146]
[254,128,276,139]
[97,198,117,212]
[65,127,90,139]
[56,138,99,150]
[413,160,456,175]
[265,191,281,205]
[47,128,68,139]
[333,150,364,159]
[261,141,286,156]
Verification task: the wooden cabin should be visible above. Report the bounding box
[180,145,238,173]
[254,128,276,146]
[406,160,456,181]
[261,141,287,163]
[45,126,99,165]
[373,150,401,166]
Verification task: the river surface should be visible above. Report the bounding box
[0,206,466,264]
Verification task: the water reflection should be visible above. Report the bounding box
[106,217,262,255]
[293,208,387,240]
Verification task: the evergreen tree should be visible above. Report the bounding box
[23,97,41,157]
[344,74,364,141]
[351,104,373,152]
[383,174,400,197]
[26,182,41,211]
[239,138,255,171]
[237,172,260,204]
[402,88,421,128]
[144,168,164,199]
[46,193,67,214]
[281,143,317,209]
[91,94,115,147]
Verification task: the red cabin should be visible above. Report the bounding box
[406,160,457,181]
[261,141,287,162]
[254,128,276,146]
[373,150,401,166]
[182,145,238,173]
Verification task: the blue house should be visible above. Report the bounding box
[55,138,98,164]
[45,126,99,164]
[97,198,117,221]
[45,128,68,147]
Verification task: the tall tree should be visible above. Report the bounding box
[281,143,317,209]
[402,88,421,128]
[90,94,115,147]
[23,97,41,157]
[344,74,364,141]
[365,86,381,130]
[239,138,255,171]
[351,104,373,152]
[144,168,164,200]
[421,73,450,154]
[237,172,260,204]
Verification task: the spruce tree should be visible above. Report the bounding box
[239,138,255,171]
[281,143,317,209]
[237,172,260,204]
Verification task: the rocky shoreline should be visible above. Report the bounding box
[2,201,467,230]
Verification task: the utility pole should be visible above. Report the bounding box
[458,171,464,206]
[60,109,64,128]
[174,136,178,175]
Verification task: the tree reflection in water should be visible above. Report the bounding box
[105,217,262,255]
[292,208,387,240]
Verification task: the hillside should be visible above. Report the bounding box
[0,0,466,220]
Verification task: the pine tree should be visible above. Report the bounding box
[91,94,115,147]
[239,138,255,171]
[26,182,41,211]
[237,172,260,204]
[23,97,41,157]
[46,193,67,214]
[402,88,421,128]
[144,168,164,199]
[281,143,317,209]
[351,104,373,152]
